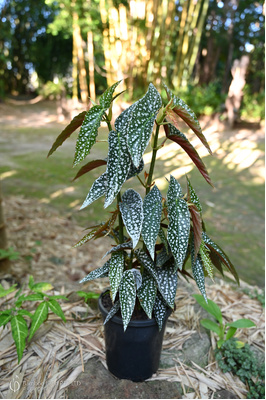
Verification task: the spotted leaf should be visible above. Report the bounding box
[131,268,142,289]
[127,83,162,167]
[109,252,124,301]
[164,84,212,155]
[202,232,239,284]
[191,236,207,302]
[119,270,137,331]
[158,227,169,252]
[104,300,120,324]
[187,176,203,258]
[137,271,157,319]
[99,80,122,109]
[167,176,190,270]
[114,103,136,135]
[142,185,162,260]
[80,172,107,210]
[104,131,131,208]
[153,294,169,331]
[102,241,133,259]
[199,242,214,281]
[156,246,173,268]
[119,189,143,248]
[127,158,144,180]
[73,106,105,166]
[134,249,160,287]
[156,264,178,309]
[80,260,110,283]
[186,176,202,212]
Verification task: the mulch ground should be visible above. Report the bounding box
[0,196,264,399]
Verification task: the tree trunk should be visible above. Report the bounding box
[0,181,10,275]
[87,30,96,101]
[73,11,89,105]
[72,23,79,105]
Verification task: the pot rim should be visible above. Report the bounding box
[98,289,172,328]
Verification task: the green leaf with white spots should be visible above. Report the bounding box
[99,80,122,109]
[11,315,28,363]
[73,106,105,166]
[158,227,169,253]
[114,103,136,135]
[47,300,66,322]
[104,131,131,208]
[153,294,169,331]
[199,242,214,281]
[109,252,124,301]
[167,176,190,271]
[119,270,137,331]
[131,268,142,289]
[127,84,162,167]
[127,158,144,180]
[186,176,202,212]
[156,246,173,268]
[142,185,162,260]
[80,260,110,283]
[104,300,120,324]
[156,264,178,309]
[137,272,157,319]
[202,232,239,284]
[102,241,133,259]
[191,237,207,302]
[80,172,107,210]
[134,249,160,287]
[73,227,101,247]
[119,189,144,248]
[29,301,49,341]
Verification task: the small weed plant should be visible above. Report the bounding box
[0,276,68,362]
[193,294,256,348]
[216,339,265,399]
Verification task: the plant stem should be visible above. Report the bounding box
[117,192,124,244]
[146,124,160,195]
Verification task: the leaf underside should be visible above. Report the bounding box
[73,159,107,181]
[202,232,239,284]
[164,123,213,186]
[48,111,86,157]
[164,84,212,155]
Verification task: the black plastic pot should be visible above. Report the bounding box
[98,290,171,382]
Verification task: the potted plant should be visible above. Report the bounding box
[48,81,239,382]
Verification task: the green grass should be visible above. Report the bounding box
[0,120,264,287]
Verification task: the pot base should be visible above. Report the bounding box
[98,290,171,382]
